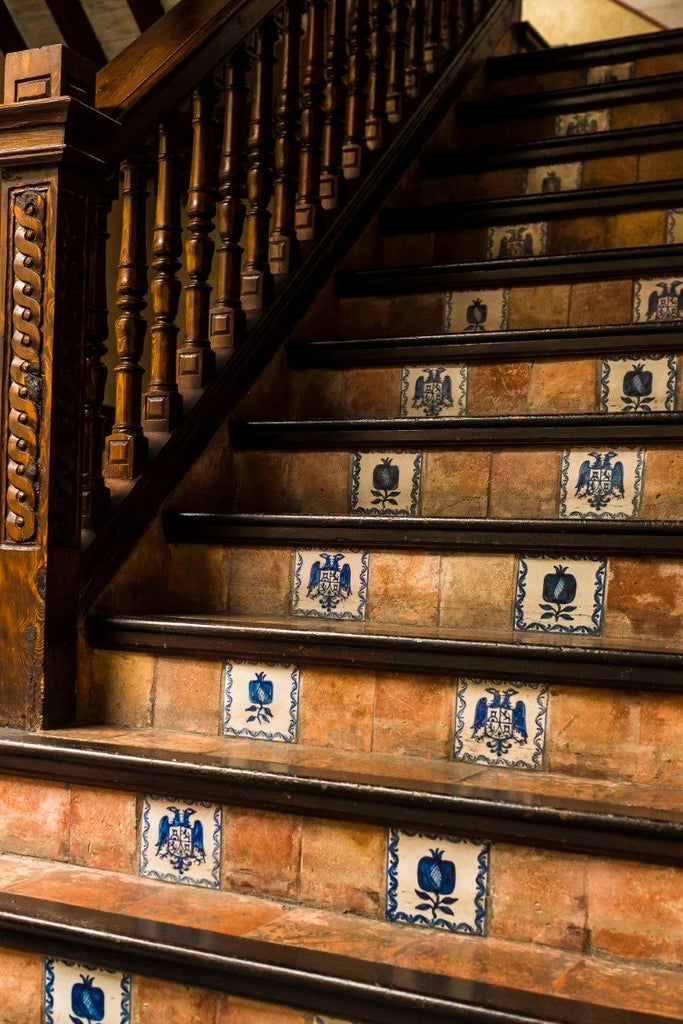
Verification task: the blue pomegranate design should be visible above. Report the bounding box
[414,848,458,921]
[465,296,488,331]
[539,565,577,622]
[371,457,400,509]
[70,974,105,1024]
[621,363,653,412]
[246,670,274,725]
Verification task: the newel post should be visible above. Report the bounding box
[0,46,117,728]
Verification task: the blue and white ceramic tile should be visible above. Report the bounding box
[400,365,467,418]
[223,660,299,742]
[555,110,610,136]
[453,678,548,770]
[666,209,683,244]
[486,223,547,260]
[386,828,489,934]
[523,162,583,195]
[633,278,683,323]
[585,61,635,84]
[44,959,130,1024]
[600,355,676,412]
[292,548,368,619]
[514,555,607,635]
[140,795,221,888]
[444,288,509,334]
[559,448,644,519]
[351,451,422,515]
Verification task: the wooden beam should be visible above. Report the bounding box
[0,0,26,54]
[126,0,165,32]
[44,0,107,67]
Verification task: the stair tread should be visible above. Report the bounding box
[0,854,681,1023]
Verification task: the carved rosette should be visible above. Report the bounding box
[5,188,46,543]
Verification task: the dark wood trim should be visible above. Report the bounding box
[420,121,683,175]
[512,20,549,52]
[229,412,683,449]
[163,512,683,556]
[45,0,108,68]
[126,0,165,31]
[80,0,522,610]
[287,322,683,367]
[335,243,683,295]
[87,614,683,690]
[461,70,683,123]
[0,893,669,1024]
[489,25,683,80]
[380,179,683,234]
[0,731,680,864]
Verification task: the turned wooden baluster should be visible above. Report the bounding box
[295,0,328,240]
[386,0,409,124]
[270,1,304,275]
[439,0,455,53]
[342,0,371,178]
[211,47,250,349]
[319,0,348,210]
[242,18,277,314]
[104,158,149,480]
[424,0,442,73]
[82,188,112,527]
[176,83,216,390]
[143,120,183,431]
[365,0,391,149]
[405,0,426,97]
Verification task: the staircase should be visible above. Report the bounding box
[0,17,682,1024]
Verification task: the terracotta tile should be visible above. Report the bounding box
[288,369,346,419]
[235,348,291,421]
[384,231,435,267]
[636,693,683,787]
[367,551,440,626]
[421,450,491,518]
[0,946,43,1022]
[439,554,516,631]
[466,362,531,416]
[550,215,609,255]
[640,449,683,520]
[638,147,683,183]
[607,208,667,249]
[0,853,51,888]
[166,543,230,613]
[90,649,155,728]
[133,975,219,1024]
[587,859,683,965]
[337,297,393,338]
[637,54,683,77]
[69,786,137,873]
[528,359,598,414]
[612,98,683,131]
[422,167,523,203]
[227,546,291,617]
[121,883,286,935]
[554,957,683,1018]
[169,428,233,512]
[299,818,385,917]
[372,672,453,758]
[216,995,309,1023]
[6,864,158,912]
[490,846,588,951]
[153,656,222,734]
[222,808,302,900]
[389,293,444,336]
[507,284,570,329]
[232,452,291,513]
[343,367,402,418]
[546,687,640,781]
[604,558,683,645]
[298,665,375,751]
[582,154,638,189]
[489,449,561,518]
[569,279,632,327]
[284,451,350,514]
[0,777,69,860]
[433,226,486,263]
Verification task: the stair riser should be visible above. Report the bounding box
[0,777,679,967]
[486,54,683,95]
[87,649,683,787]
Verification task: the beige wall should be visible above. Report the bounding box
[523,0,659,44]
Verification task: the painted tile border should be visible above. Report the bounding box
[292,549,369,619]
[599,355,676,412]
[140,795,222,888]
[44,959,131,1024]
[453,679,548,770]
[399,365,467,418]
[514,555,607,635]
[559,448,644,520]
[350,451,423,515]
[223,660,299,742]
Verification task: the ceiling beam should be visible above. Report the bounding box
[0,0,26,54]
[44,0,108,66]
[126,0,165,32]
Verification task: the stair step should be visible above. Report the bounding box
[86,613,683,690]
[229,413,683,449]
[0,855,680,1024]
[2,728,679,863]
[287,322,683,367]
[421,121,683,175]
[163,512,683,557]
[335,243,683,295]
[380,179,683,234]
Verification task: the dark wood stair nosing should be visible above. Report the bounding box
[87,614,683,691]
[0,733,680,865]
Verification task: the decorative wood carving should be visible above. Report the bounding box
[143,120,183,432]
[319,0,348,210]
[405,0,427,96]
[365,0,392,149]
[386,0,409,123]
[295,0,328,239]
[342,0,371,178]
[211,47,250,349]
[5,187,46,543]
[270,1,304,274]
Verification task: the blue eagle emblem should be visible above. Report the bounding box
[307,552,352,612]
[497,225,534,259]
[472,687,528,756]
[646,280,683,321]
[412,367,454,416]
[575,451,624,511]
[156,805,206,876]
